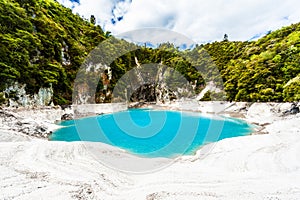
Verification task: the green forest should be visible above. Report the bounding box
[0,0,299,105]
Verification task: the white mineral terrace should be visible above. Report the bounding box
[0,102,299,199]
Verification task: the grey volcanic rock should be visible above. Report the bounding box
[290,103,300,114]
[283,102,300,115]
[128,102,147,109]
[0,109,54,138]
[130,84,156,103]
[61,113,74,121]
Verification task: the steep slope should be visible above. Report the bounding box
[201,23,300,101]
[0,0,106,104]
[0,0,299,104]
[103,24,300,103]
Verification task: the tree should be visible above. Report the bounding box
[223,34,229,41]
[90,15,96,25]
[104,31,112,38]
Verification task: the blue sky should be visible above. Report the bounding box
[58,0,300,44]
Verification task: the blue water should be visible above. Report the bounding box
[50,109,253,158]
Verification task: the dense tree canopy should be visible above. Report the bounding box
[0,0,105,104]
[200,23,300,102]
[0,0,299,104]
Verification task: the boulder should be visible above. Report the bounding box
[61,113,74,121]
[282,102,300,115]
[290,106,300,114]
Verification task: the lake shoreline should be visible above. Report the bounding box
[0,101,300,199]
[0,101,261,140]
[0,101,296,142]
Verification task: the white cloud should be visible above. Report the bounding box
[73,0,116,29]
[57,0,78,9]
[58,0,300,43]
[117,28,195,47]
[111,0,131,23]
[57,0,118,29]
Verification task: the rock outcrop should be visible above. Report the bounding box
[0,108,60,139]
[283,102,300,115]
[61,113,74,121]
[2,82,54,108]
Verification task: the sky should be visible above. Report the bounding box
[57,0,300,44]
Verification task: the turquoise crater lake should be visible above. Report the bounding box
[50,109,253,158]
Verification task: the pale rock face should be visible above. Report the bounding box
[196,81,222,100]
[4,82,53,107]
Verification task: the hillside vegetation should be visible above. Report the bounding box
[201,24,300,101]
[0,0,299,104]
[0,0,106,104]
